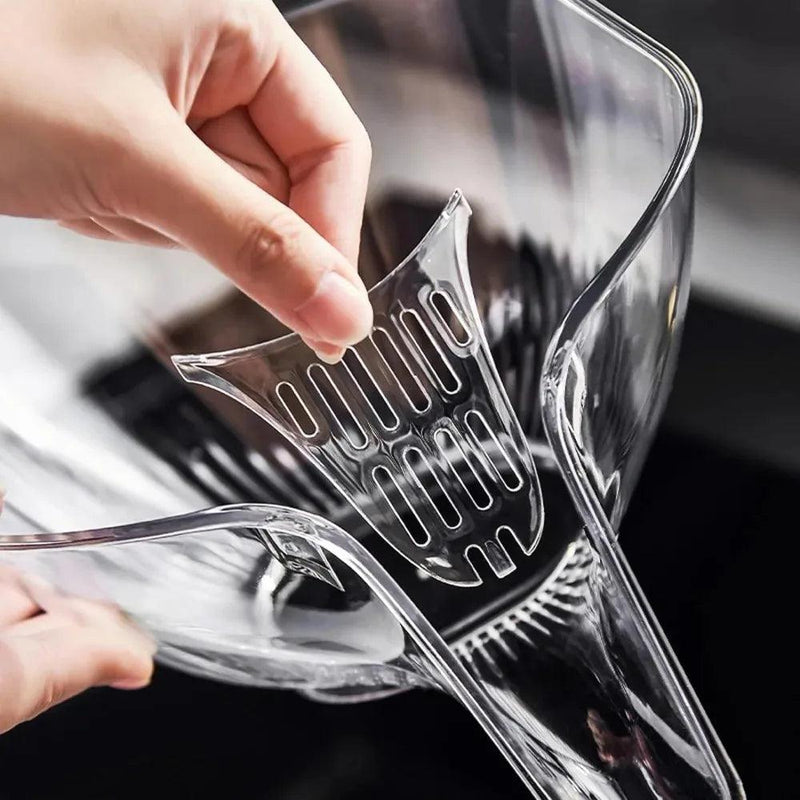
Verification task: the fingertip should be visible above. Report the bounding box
[89,613,156,687]
[301,337,346,364]
[294,270,373,347]
[116,612,158,657]
[316,349,346,365]
[109,672,153,691]
[104,642,155,690]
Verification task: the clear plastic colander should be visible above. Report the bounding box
[0,1,744,797]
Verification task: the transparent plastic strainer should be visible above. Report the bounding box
[173,190,548,588]
[0,0,745,797]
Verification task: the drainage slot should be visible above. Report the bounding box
[275,381,319,438]
[429,289,472,346]
[307,364,368,450]
[372,465,431,547]
[464,409,524,492]
[403,446,462,530]
[434,428,493,511]
[370,327,430,414]
[341,347,399,431]
[399,308,461,395]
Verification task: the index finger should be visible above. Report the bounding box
[248,6,371,266]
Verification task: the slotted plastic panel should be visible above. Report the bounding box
[173,192,544,586]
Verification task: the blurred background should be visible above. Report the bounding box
[0,1,797,798]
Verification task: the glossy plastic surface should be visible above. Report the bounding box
[0,0,745,797]
[0,501,740,798]
[174,192,544,586]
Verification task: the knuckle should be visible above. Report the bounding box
[93,648,128,682]
[264,164,291,204]
[222,0,269,40]
[0,640,24,721]
[353,122,373,164]
[36,676,61,718]
[234,213,304,282]
[26,638,65,719]
[58,601,93,627]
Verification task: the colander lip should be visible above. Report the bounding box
[181,0,702,378]
[285,0,703,414]
[543,0,703,350]
[284,0,702,351]
[539,0,702,527]
[281,0,702,532]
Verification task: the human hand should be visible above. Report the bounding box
[0,494,155,734]
[0,0,373,362]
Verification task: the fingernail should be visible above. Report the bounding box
[316,348,346,365]
[295,271,373,347]
[110,677,152,690]
[302,337,346,365]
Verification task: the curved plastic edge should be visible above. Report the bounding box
[267,507,551,799]
[0,502,549,799]
[171,190,468,369]
[171,190,543,587]
[536,5,743,799]
[543,4,701,358]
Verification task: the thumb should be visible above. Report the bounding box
[126,117,373,350]
[0,615,155,733]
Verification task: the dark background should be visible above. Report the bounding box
[1,2,798,798]
[0,302,794,800]
[610,0,800,175]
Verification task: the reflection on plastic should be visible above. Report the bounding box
[0,503,738,798]
[173,192,544,587]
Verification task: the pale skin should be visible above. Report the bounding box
[0,0,373,731]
